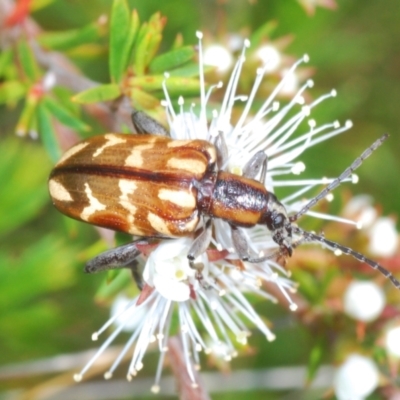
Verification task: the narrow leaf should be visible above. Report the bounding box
[109,0,133,82]
[15,94,37,136]
[43,97,90,132]
[72,84,121,104]
[134,31,151,76]
[0,48,13,77]
[0,81,27,105]
[0,138,51,237]
[249,21,278,49]
[17,40,40,81]
[38,21,104,51]
[149,46,195,74]
[130,88,160,110]
[37,103,62,163]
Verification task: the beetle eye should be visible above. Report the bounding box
[273,213,284,228]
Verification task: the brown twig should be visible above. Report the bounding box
[168,336,211,400]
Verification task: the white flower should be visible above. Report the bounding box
[256,45,281,72]
[203,44,234,73]
[385,326,400,357]
[143,238,198,302]
[368,217,398,257]
[75,31,356,390]
[343,281,386,322]
[333,354,379,400]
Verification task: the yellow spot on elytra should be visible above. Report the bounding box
[93,134,126,157]
[158,189,195,209]
[167,158,206,174]
[80,183,106,221]
[48,179,73,202]
[119,179,138,214]
[148,212,171,235]
[125,138,157,168]
[118,179,145,235]
[56,142,89,165]
[167,140,191,148]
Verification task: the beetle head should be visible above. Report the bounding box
[261,193,293,256]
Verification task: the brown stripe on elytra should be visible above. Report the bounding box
[50,164,199,183]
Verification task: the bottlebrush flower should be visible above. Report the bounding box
[74,31,355,391]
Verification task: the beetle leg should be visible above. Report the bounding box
[213,130,229,169]
[243,151,268,183]
[131,110,169,136]
[231,225,250,260]
[84,241,146,274]
[187,219,212,287]
[85,240,147,290]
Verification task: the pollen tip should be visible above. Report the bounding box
[308,118,316,128]
[164,72,170,79]
[345,120,353,128]
[307,79,314,87]
[244,39,251,48]
[302,105,311,116]
[289,303,298,311]
[334,249,343,256]
[196,31,203,39]
[91,332,98,341]
[331,89,337,97]
[151,385,161,393]
[266,333,276,342]
[29,130,38,139]
[178,96,184,105]
[73,373,82,382]
[333,120,340,129]
[326,193,334,202]
[104,371,112,380]
[136,362,144,371]
[356,221,363,230]
[303,54,310,63]
[191,382,199,389]
[217,81,223,88]
[352,174,359,184]
[272,101,280,111]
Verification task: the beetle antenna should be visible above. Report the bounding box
[292,225,400,289]
[289,134,389,223]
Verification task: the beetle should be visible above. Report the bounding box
[48,111,400,289]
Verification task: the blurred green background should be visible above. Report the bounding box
[1,0,399,399]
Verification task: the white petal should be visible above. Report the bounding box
[153,275,190,302]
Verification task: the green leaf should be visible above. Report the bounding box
[38,21,104,51]
[130,88,161,110]
[0,48,13,77]
[109,0,137,82]
[134,31,151,76]
[43,97,90,132]
[249,20,278,49]
[0,80,27,105]
[306,336,326,384]
[0,138,52,237]
[37,102,62,163]
[72,84,121,104]
[130,75,199,94]
[95,269,134,302]
[17,40,40,81]
[15,94,37,136]
[0,235,76,307]
[149,46,195,74]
